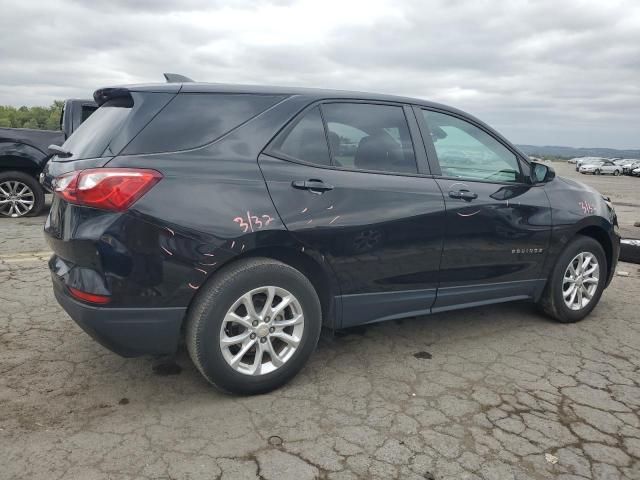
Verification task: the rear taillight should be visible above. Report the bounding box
[68,287,111,304]
[54,168,162,212]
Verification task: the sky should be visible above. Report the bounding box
[0,0,638,148]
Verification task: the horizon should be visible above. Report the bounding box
[517,144,640,152]
[1,97,638,152]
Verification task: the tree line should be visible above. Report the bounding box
[0,101,64,130]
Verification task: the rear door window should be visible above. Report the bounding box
[321,103,418,174]
[123,93,285,155]
[268,106,330,165]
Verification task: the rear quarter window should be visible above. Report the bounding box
[123,93,285,155]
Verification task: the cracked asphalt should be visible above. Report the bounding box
[1,163,639,480]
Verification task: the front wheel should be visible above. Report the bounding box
[0,171,45,218]
[538,236,606,323]
[186,258,322,395]
[614,170,620,176]
[595,169,601,175]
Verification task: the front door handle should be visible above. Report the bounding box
[292,179,334,194]
[449,189,478,201]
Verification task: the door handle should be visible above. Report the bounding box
[292,179,334,193]
[449,189,478,201]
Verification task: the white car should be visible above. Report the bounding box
[575,157,605,171]
[579,160,622,175]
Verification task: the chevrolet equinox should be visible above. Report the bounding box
[43,80,620,394]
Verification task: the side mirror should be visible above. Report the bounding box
[531,162,555,183]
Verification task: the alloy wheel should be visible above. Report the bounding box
[562,252,599,311]
[0,180,35,217]
[219,286,304,375]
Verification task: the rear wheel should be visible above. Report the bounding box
[595,169,601,175]
[186,257,322,395]
[614,169,620,176]
[538,236,606,323]
[0,171,44,218]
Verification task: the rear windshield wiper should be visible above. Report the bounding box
[48,144,73,158]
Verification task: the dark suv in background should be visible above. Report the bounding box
[0,99,96,217]
[43,80,619,394]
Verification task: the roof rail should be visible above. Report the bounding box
[163,73,194,83]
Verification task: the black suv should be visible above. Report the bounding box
[43,81,620,394]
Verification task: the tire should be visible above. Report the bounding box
[0,171,45,218]
[186,257,322,395]
[595,169,601,175]
[614,170,620,176]
[538,236,607,323]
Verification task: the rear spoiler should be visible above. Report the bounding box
[93,88,133,107]
[93,74,194,106]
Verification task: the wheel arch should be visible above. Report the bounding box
[185,243,339,330]
[0,142,47,175]
[575,225,613,280]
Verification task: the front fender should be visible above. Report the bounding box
[541,176,619,282]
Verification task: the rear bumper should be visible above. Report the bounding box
[52,273,185,357]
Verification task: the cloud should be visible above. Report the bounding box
[0,0,638,148]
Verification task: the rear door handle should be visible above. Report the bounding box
[449,189,478,201]
[292,179,334,193]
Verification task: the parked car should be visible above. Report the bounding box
[0,99,96,217]
[614,159,633,166]
[632,166,640,177]
[575,157,604,171]
[43,79,620,394]
[623,161,640,175]
[579,160,622,175]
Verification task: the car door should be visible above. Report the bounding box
[602,161,616,174]
[258,101,446,327]
[415,107,552,312]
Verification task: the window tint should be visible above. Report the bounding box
[124,93,284,154]
[58,99,132,161]
[270,106,330,165]
[423,110,521,183]
[322,103,417,174]
[81,106,97,122]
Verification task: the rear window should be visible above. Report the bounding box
[56,92,174,161]
[58,99,131,161]
[122,93,285,155]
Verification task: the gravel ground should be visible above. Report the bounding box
[0,166,639,480]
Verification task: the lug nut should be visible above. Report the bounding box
[260,337,267,343]
[252,320,259,327]
[265,316,270,323]
[269,327,275,333]
[250,333,256,339]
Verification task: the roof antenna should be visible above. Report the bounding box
[163,73,194,83]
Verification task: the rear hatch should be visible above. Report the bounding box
[43,86,178,305]
[41,87,177,192]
